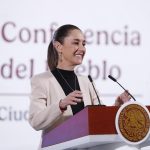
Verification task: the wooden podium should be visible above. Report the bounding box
[41,105,150,150]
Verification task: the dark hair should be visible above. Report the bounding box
[47,24,81,70]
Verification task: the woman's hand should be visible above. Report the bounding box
[59,90,83,110]
[115,90,131,106]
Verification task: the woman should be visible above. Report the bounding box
[28,24,130,147]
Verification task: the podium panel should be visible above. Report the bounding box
[41,105,150,150]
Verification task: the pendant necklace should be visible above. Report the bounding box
[56,68,76,92]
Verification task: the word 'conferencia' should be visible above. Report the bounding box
[1,21,141,46]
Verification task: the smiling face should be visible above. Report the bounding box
[55,29,86,70]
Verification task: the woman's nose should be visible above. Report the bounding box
[79,44,86,52]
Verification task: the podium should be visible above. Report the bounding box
[41,105,150,150]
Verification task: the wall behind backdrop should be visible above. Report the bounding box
[0,0,150,149]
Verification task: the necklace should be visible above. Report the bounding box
[56,68,76,91]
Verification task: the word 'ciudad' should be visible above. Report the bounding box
[0,106,28,121]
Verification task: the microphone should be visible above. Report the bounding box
[88,75,104,105]
[108,75,136,101]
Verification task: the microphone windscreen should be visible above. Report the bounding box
[108,75,117,82]
[88,75,93,82]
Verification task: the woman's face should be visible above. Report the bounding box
[59,29,86,68]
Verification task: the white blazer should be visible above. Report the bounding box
[28,71,100,133]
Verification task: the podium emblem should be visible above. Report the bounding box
[115,102,150,145]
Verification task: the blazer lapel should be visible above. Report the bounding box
[49,71,73,114]
[77,76,91,106]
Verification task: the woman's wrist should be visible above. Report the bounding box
[115,96,123,106]
[59,99,67,111]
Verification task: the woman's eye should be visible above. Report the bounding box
[83,43,86,46]
[73,41,86,46]
[74,42,79,45]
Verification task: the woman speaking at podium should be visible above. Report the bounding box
[28,24,130,148]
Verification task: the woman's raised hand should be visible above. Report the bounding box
[59,90,83,110]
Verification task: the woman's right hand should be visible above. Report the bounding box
[59,90,83,110]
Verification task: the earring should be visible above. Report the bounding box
[59,52,63,62]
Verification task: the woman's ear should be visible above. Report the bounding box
[53,41,63,53]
